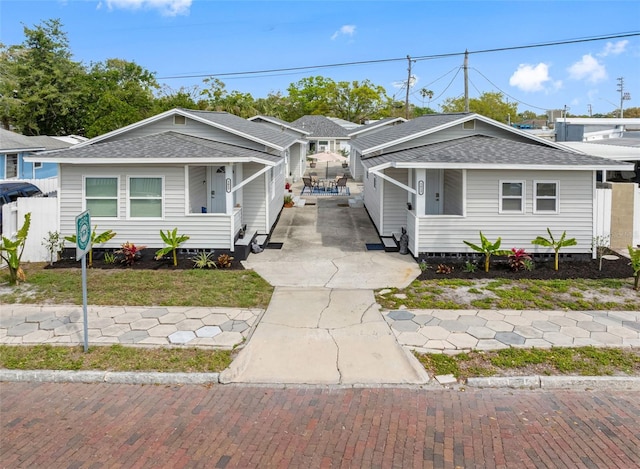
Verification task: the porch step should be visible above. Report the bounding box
[255,234,268,247]
[234,230,257,261]
[381,237,399,252]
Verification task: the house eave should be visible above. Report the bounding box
[23,156,281,166]
[71,109,287,152]
[361,113,582,155]
[389,162,636,171]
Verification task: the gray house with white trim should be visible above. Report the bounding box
[26,108,304,257]
[289,115,351,154]
[350,113,633,258]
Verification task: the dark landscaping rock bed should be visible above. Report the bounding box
[416,253,633,281]
[47,249,245,271]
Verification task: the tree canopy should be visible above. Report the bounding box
[440,92,519,124]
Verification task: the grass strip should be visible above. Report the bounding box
[1,263,274,308]
[414,346,640,380]
[0,344,232,373]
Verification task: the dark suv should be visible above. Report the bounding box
[0,181,43,232]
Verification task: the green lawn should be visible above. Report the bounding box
[0,262,274,308]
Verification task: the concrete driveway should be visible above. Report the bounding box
[224,195,426,385]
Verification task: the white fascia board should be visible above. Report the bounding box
[391,162,636,171]
[248,116,312,136]
[348,118,407,137]
[2,146,46,153]
[361,117,470,154]
[23,156,276,165]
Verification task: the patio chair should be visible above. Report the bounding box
[333,176,349,195]
[301,177,315,195]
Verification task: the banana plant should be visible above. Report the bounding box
[531,228,577,271]
[0,212,31,285]
[463,231,509,272]
[628,245,640,291]
[65,226,116,267]
[155,228,190,266]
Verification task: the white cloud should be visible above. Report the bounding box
[100,0,191,16]
[331,24,356,40]
[567,54,607,83]
[598,40,628,57]
[509,63,553,92]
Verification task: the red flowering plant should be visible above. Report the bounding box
[508,248,533,272]
[116,242,147,266]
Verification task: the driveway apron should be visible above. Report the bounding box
[223,196,426,385]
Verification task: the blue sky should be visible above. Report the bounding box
[1,0,639,117]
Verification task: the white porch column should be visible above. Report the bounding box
[225,165,234,215]
[415,168,426,215]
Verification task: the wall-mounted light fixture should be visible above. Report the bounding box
[226,178,231,193]
[418,180,424,195]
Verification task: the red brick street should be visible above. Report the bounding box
[1,382,639,468]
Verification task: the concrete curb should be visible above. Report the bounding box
[466,375,640,390]
[0,370,220,385]
[3,369,640,389]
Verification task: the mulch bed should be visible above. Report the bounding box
[417,253,633,281]
[47,250,245,271]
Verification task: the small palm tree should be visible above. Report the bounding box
[531,228,577,271]
[65,226,116,267]
[628,245,640,291]
[155,228,190,266]
[463,231,509,272]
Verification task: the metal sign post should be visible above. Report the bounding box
[75,211,91,353]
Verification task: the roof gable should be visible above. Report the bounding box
[73,108,297,151]
[352,112,585,155]
[28,131,281,164]
[289,115,350,138]
[348,117,407,137]
[248,115,311,136]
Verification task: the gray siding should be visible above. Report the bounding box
[188,166,206,212]
[268,162,286,231]
[59,164,237,250]
[363,171,381,232]
[416,169,594,254]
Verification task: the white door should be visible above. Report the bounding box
[208,166,226,213]
[425,169,443,215]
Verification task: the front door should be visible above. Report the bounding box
[425,169,443,215]
[208,166,226,213]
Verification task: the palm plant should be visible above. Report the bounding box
[463,231,509,272]
[0,212,31,285]
[531,228,577,271]
[155,228,190,266]
[65,226,116,267]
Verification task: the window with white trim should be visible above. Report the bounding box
[499,181,524,213]
[128,177,163,218]
[6,153,17,178]
[85,177,118,218]
[534,181,558,213]
[34,162,43,169]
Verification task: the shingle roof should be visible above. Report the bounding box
[351,113,473,151]
[362,135,631,169]
[185,110,298,149]
[35,131,281,163]
[28,136,73,151]
[289,115,350,138]
[347,117,406,137]
[1,128,45,151]
[248,115,311,135]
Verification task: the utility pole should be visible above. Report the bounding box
[588,104,592,117]
[464,50,469,113]
[617,77,631,118]
[405,55,413,119]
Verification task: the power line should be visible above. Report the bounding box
[158,31,639,80]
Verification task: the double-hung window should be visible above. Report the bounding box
[534,181,558,213]
[500,181,524,213]
[129,177,163,218]
[85,177,118,218]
